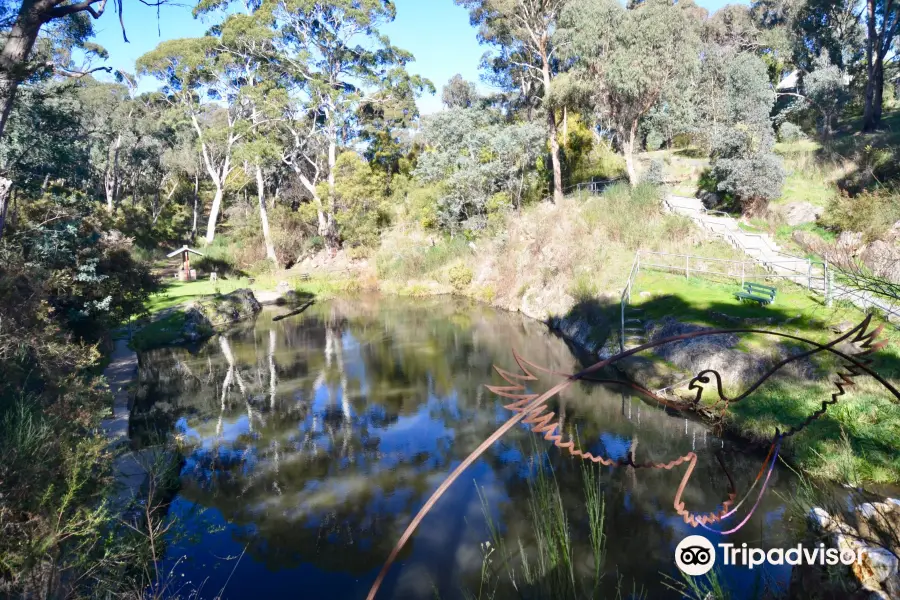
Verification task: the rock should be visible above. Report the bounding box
[859,240,900,283]
[856,547,898,585]
[809,507,834,532]
[832,321,856,334]
[838,231,865,250]
[276,280,291,294]
[779,201,824,226]
[792,230,820,251]
[180,289,262,342]
[699,191,722,209]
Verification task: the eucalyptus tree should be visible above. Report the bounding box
[358,66,434,181]
[442,73,480,109]
[272,0,429,249]
[456,0,570,203]
[803,53,850,140]
[415,106,544,232]
[558,0,703,185]
[138,37,246,244]
[860,0,899,130]
[218,13,284,268]
[708,51,784,214]
[792,0,864,72]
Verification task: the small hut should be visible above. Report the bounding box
[167,245,204,282]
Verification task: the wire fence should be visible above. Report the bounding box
[618,250,834,350]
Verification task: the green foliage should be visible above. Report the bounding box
[821,188,900,242]
[415,107,544,232]
[644,130,665,152]
[706,51,785,214]
[448,263,474,291]
[777,121,805,142]
[330,152,391,248]
[8,192,158,339]
[641,159,666,186]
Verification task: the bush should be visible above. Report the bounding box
[821,189,900,241]
[448,263,474,291]
[645,130,665,151]
[641,159,666,185]
[711,153,785,216]
[778,122,805,143]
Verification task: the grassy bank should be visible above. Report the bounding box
[625,270,900,484]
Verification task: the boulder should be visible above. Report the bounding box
[699,191,722,209]
[796,502,900,599]
[779,201,824,226]
[180,289,262,342]
[838,231,865,251]
[859,240,900,283]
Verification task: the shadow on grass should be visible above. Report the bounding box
[548,289,900,482]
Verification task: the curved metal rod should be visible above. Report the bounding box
[367,315,899,600]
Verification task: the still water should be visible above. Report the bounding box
[135,296,812,600]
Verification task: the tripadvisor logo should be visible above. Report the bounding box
[675,536,716,576]
[675,535,864,575]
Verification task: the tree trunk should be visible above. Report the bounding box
[862,0,881,132]
[104,134,122,213]
[191,169,199,241]
[255,163,279,269]
[541,51,563,203]
[0,176,12,239]
[623,121,638,186]
[205,185,223,245]
[324,136,339,250]
[0,2,42,144]
[863,54,884,131]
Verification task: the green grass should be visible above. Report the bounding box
[627,269,900,484]
[129,312,191,351]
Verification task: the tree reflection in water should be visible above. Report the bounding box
[136,297,817,600]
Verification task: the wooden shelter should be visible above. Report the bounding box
[167,245,204,281]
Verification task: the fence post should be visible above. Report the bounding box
[807,259,812,290]
[685,255,690,279]
[740,261,745,288]
[620,294,626,354]
[825,262,833,307]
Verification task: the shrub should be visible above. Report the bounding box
[712,153,785,216]
[641,159,666,186]
[778,122,804,143]
[645,130,665,151]
[448,263,474,291]
[821,189,900,241]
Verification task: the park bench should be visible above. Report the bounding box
[735,281,776,305]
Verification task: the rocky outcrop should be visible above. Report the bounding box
[791,500,900,599]
[177,289,262,344]
[777,201,824,226]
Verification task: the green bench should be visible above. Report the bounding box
[735,281,776,305]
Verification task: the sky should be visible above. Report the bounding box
[90,0,742,115]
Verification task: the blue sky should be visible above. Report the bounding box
[91,0,742,115]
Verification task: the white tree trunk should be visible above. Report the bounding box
[0,176,11,239]
[205,185,224,245]
[624,121,638,186]
[255,163,279,269]
[104,134,122,213]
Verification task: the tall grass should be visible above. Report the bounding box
[376,236,472,281]
[471,451,632,600]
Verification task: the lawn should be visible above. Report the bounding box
[625,269,900,484]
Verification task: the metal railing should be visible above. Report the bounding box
[618,250,833,350]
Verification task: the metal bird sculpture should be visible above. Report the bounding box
[367,315,900,599]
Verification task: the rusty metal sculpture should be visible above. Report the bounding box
[366,315,900,599]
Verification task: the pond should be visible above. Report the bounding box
[135,296,816,600]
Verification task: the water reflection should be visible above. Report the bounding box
[136,297,810,599]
